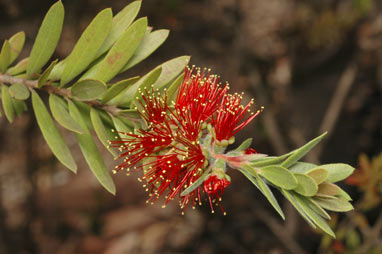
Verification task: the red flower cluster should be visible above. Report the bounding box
[112,67,261,214]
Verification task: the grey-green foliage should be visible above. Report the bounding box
[233,134,354,238]
[0,1,188,194]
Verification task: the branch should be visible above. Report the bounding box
[0,73,120,115]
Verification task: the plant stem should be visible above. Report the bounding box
[0,73,119,115]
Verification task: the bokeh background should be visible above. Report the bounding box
[0,0,381,253]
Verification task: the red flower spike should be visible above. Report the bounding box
[176,67,228,124]
[111,66,261,215]
[139,87,170,125]
[111,125,173,172]
[213,93,262,141]
[203,175,230,214]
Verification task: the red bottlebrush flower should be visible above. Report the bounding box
[203,175,230,214]
[138,87,169,125]
[213,93,262,141]
[111,66,261,215]
[176,67,228,124]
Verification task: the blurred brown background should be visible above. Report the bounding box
[0,0,381,253]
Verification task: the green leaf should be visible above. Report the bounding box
[307,168,328,185]
[259,165,298,190]
[337,187,352,201]
[118,108,141,119]
[0,40,11,72]
[181,169,211,196]
[49,94,83,133]
[313,196,353,212]
[281,132,327,168]
[81,17,148,83]
[121,29,169,72]
[281,189,317,228]
[166,73,184,103]
[72,101,93,130]
[61,8,113,86]
[9,83,30,100]
[309,198,331,220]
[71,79,107,101]
[250,153,291,167]
[239,168,262,191]
[96,1,141,58]
[317,182,341,196]
[8,31,25,64]
[31,90,77,172]
[68,100,116,194]
[101,76,139,104]
[289,162,318,173]
[90,108,118,158]
[113,66,162,107]
[251,170,285,220]
[38,59,58,88]
[293,173,318,196]
[232,138,253,153]
[153,56,190,89]
[111,115,132,139]
[12,98,27,116]
[1,85,15,123]
[27,1,64,76]
[293,193,336,237]
[6,57,29,75]
[318,164,355,183]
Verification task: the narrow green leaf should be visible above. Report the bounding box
[8,31,25,64]
[0,40,11,72]
[166,73,184,103]
[81,17,148,83]
[49,94,83,133]
[111,115,132,139]
[232,138,253,153]
[293,193,336,237]
[1,85,15,123]
[289,162,318,173]
[118,108,141,119]
[6,57,29,75]
[318,163,355,183]
[239,168,262,192]
[68,100,116,194]
[317,182,341,196]
[309,199,331,220]
[48,59,65,80]
[250,153,292,167]
[252,172,285,219]
[9,83,30,100]
[307,168,328,185]
[313,196,353,212]
[293,173,318,197]
[259,165,298,190]
[281,189,317,228]
[113,66,162,107]
[12,98,27,116]
[71,79,107,101]
[90,108,118,158]
[27,1,64,75]
[337,187,352,201]
[96,1,141,58]
[38,59,58,88]
[31,90,77,172]
[181,169,211,196]
[101,76,139,104]
[72,101,93,130]
[281,132,327,168]
[61,8,113,86]
[154,56,190,89]
[121,29,170,72]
